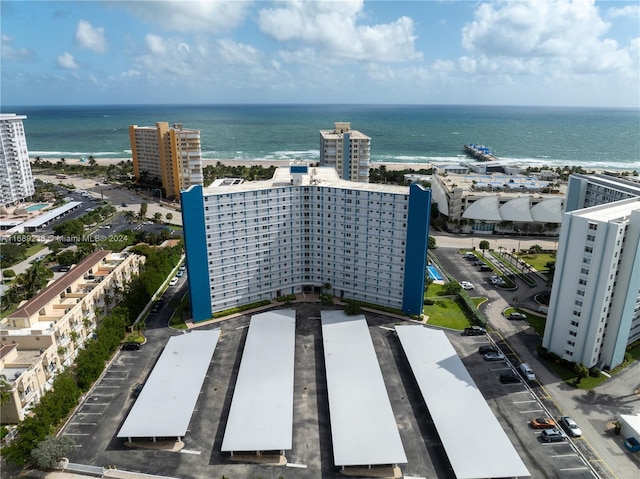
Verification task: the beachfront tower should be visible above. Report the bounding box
[542,197,640,370]
[0,114,35,207]
[129,122,203,199]
[180,165,431,321]
[319,122,371,183]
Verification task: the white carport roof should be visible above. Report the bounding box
[321,311,407,467]
[499,196,534,222]
[117,330,220,440]
[462,196,503,221]
[221,310,296,453]
[395,325,530,479]
[531,198,563,223]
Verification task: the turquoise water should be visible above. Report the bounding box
[427,265,443,281]
[6,104,640,170]
[26,203,48,211]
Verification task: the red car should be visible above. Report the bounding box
[530,417,557,429]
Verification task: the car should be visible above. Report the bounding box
[508,312,527,320]
[460,281,474,290]
[121,342,140,351]
[530,417,558,429]
[483,352,506,361]
[478,345,499,355]
[463,326,486,336]
[540,428,566,442]
[500,372,521,384]
[479,265,492,272]
[59,265,71,272]
[85,207,95,212]
[176,271,184,278]
[463,252,476,259]
[102,225,111,229]
[169,277,178,286]
[519,362,536,380]
[121,202,128,207]
[179,265,186,272]
[560,416,582,437]
[490,275,500,283]
[132,383,144,398]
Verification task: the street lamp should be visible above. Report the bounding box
[155,188,162,203]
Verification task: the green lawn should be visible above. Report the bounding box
[517,253,555,272]
[503,307,547,336]
[424,297,474,330]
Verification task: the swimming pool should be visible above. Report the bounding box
[427,264,443,281]
[26,203,48,211]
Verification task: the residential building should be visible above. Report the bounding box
[129,122,203,199]
[0,250,144,423]
[565,173,640,212]
[0,114,35,207]
[319,122,371,182]
[430,171,564,235]
[181,165,431,321]
[542,197,640,370]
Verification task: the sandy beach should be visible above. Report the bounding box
[32,157,434,172]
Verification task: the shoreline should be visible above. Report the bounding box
[29,156,637,175]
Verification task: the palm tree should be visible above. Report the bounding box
[0,377,12,406]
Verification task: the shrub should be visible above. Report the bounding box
[588,367,601,378]
[344,300,361,316]
[30,436,76,469]
[2,269,15,278]
[424,299,434,306]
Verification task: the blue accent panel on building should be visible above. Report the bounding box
[565,176,582,212]
[403,184,431,315]
[342,133,351,180]
[180,185,212,322]
[290,165,308,174]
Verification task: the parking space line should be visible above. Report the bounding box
[71,422,97,426]
[63,433,91,436]
[180,449,201,455]
[286,463,308,469]
[512,400,537,404]
[552,454,579,458]
[519,409,543,413]
[560,467,589,471]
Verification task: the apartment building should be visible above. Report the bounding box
[542,197,640,370]
[129,122,203,199]
[565,173,640,212]
[181,165,431,321]
[0,113,35,207]
[319,122,371,182]
[0,250,144,423]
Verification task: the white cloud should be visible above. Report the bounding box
[57,52,79,69]
[122,0,249,33]
[217,38,261,65]
[607,5,640,19]
[460,0,637,77]
[258,0,422,63]
[1,34,35,61]
[145,34,167,55]
[76,20,106,53]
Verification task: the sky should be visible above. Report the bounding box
[1,0,639,107]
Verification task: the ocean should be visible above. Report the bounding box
[5,104,640,171]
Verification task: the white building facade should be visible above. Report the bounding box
[181,166,431,321]
[319,122,371,183]
[0,114,35,207]
[543,197,640,370]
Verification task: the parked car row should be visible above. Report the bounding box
[535,415,583,442]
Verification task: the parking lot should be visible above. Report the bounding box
[56,294,604,479]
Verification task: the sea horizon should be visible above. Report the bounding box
[5,103,639,172]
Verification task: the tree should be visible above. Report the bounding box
[479,240,490,256]
[165,212,173,222]
[0,377,11,406]
[428,236,437,250]
[53,219,84,237]
[3,269,16,279]
[153,212,162,223]
[30,436,76,469]
[529,244,543,254]
[443,281,461,295]
[139,202,148,220]
[123,210,136,222]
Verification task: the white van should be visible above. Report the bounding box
[519,362,536,381]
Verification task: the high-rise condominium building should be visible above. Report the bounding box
[129,122,203,199]
[0,114,35,207]
[181,165,431,321]
[565,173,640,212]
[319,122,371,182]
[543,189,640,370]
